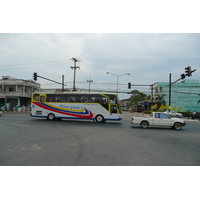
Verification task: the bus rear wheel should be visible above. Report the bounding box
[95,115,105,123]
[47,113,55,120]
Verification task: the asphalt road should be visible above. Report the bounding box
[0,112,200,166]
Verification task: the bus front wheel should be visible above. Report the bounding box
[47,113,55,120]
[95,115,105,123]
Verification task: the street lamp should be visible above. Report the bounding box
[106,72,130,93]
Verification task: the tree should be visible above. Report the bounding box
[154,94,166,108]
[129,90,147,106]
[154,94,166,110]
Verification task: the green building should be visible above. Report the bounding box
[153,80,200,112]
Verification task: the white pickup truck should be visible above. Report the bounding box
[131,112,186,130]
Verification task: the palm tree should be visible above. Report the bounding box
[154,94,166,110]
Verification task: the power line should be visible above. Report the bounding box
[1,58,199,69]
[172,89,200,95]
[0,60,71,70]
[81,58,200,64]
[0,59,71,67]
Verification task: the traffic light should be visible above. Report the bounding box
[128,82,131,89]
[180,74,185,79]
[33,72,37,81]
[185,66,192,77]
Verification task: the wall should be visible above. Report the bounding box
[156,80,200,112]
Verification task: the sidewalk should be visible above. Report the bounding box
[184,118,200,122]
[1,111,30,113]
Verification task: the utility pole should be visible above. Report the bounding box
[62,75,64,92]
[169,73,171,112]
[70,57,80,91]
[150,84,154,110]
[87,76,93,93]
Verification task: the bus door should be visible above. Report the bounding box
[110,104,118,114]
[36,94,45,116]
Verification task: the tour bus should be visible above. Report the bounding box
[30,92,122,122]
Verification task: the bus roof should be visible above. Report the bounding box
[32,92,117,96]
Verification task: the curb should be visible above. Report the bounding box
[184,118,200,122]
[1,111,30,113]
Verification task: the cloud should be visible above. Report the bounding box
[0,33,199,99]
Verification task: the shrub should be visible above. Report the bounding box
[143,110,152,114]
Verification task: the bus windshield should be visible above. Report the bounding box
[105,94,118,104]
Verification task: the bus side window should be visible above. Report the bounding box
[33,94,39,101]
[40,96,45,102]
[101,97,108,110]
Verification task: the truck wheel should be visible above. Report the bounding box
[95,115,105,123]
[47,113,55,120]
[173,122,182,130]
[141,121,149,128]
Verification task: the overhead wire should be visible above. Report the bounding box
[76,70,89,80]
[2,57,198,95]
[0,59,71,70]
[1,57,199,69]
[81,58,200,64]
[0,59,71,67]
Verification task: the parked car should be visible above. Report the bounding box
[189,112,200,119]
[163,111,182,118]
[0,111,2,117]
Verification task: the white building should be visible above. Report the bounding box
[0,76,40,111]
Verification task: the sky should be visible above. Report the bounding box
[0,33,199,100]
[0,1,199,100]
